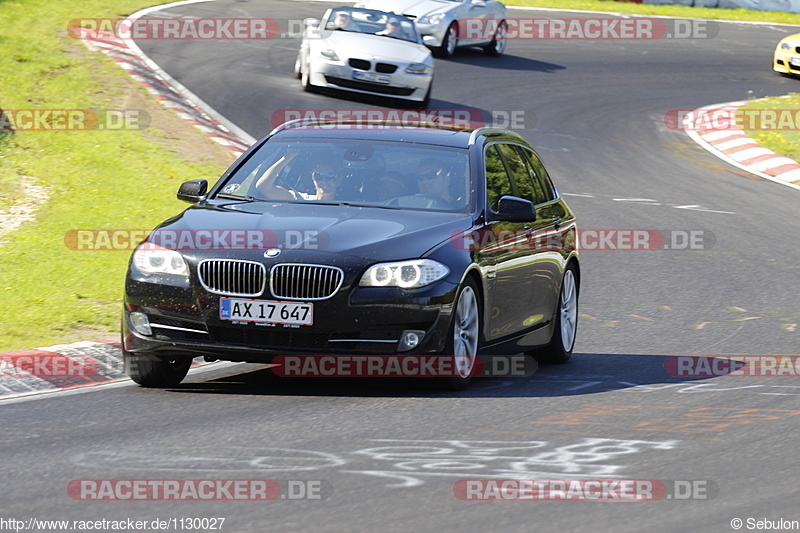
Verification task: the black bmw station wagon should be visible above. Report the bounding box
[123,120,579,390]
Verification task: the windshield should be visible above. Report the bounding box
[216,138,472,213]
[322,8,420,44]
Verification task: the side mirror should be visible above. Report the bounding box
[304,18,320,27]
[177,179,208,204]
[495,195,536,222]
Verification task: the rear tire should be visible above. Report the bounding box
[124,350,192,388]
[432,278,481,391]
[530,265,578,364]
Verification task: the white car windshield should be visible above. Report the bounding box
[323,8,419,43]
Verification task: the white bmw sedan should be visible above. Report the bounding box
[295,7,434,108]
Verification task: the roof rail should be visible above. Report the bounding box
[467,127,523,146]
[269,117,477,135]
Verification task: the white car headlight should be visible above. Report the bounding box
[133,244,189,277]
[360,259,449,289]
[418,13,445,25]
[405,63,432,75]
[321,49,340,60]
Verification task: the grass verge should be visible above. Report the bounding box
[509,0,800,24]
[0,0,232,352]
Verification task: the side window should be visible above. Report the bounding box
[520,148,557,202]
[484,144,513,212]
[496,143,546,205]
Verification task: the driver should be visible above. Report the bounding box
[415,158,452,204]
[332,11,360,31]
[255,149,342,201]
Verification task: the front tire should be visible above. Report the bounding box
[301,60,317,93]
[294,53,302,79]
[124,350,192,388]
[435,23,458,58]
[416,83,432,109]
[433,278,481,390]
[531,265,578,364]
[483,20,507,57]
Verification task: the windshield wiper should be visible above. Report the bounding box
[215,193,265,202]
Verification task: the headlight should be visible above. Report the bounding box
[418,13,445,25]
[359,259,449,289]
[405,63,432,75]
[132,244,189,277]
[321,49,340,60]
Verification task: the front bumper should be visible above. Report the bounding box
[774,49,800,74]
[309,59,431,102]
[123,271,458,363]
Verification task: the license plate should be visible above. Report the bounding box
[220,298,313,326]
[353,71,391,84]
[791,58,800,68]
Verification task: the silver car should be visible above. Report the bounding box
[355,0,508,58]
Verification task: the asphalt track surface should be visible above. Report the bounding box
[4,2,800,532]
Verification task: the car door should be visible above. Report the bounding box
[513,145,573,324]
[479,143,541,343]
[455,0,492,45]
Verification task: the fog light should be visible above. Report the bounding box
[129,312,152,336]
[398,330,425,352]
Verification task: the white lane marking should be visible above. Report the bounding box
[714,137,758,151]
[728,147,776,162]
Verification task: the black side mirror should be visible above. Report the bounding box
[177,179,208,204]
[495,195,536,222]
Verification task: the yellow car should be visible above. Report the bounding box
[774,33,800,75]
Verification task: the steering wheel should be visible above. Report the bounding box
[413,193,452,209]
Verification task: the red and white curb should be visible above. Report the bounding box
[0,340,127,399]
[684,100,800,192]
[75,0,256,155]
[0,340,214,400]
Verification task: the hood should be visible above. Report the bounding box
[153,202,471,262]
[358,0,449,18]
[314,30,431,64]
